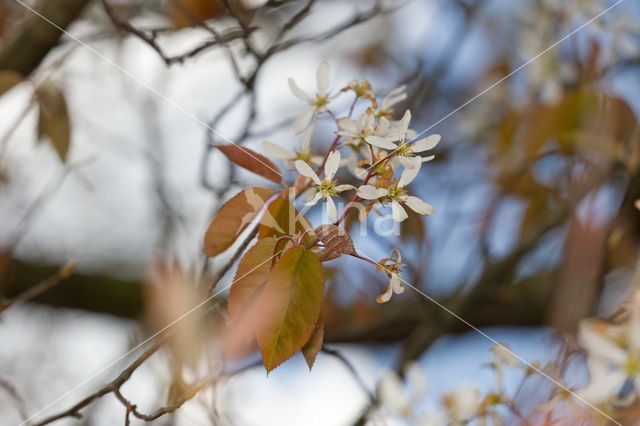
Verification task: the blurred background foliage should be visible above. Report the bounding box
[0,0,639,424]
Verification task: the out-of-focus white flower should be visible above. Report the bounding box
[378,371,411,415]
[262,123,322,169]
[295,150,353,221]
[357,159,435,222]
[289,61,336,134]
[336,112,397,149]
[377,362,428,416]
[443,385,482,422]
[492,343,520,367]
[576,292,640,405]
[576,315,640,405]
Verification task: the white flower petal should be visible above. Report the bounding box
[397,155,417,169]
[398,160,422,187]
[302,121,317,153]
[335,184,355,193]
[376,284,393,303]
[324,150,341,180]
[578,319,628,364]
[325,196,337,221]
[295,159,321,185]
[391,200,408,222]
[390,275,405,294]
[404,196,435,216]
[262,140,296,160]
[288,78,312,102]
[357,185,387,200]
[293,108,315,134]
[399,110,411,138]
[578,367,627,405]
[411,134,441,152]
[316,61,330,95]
[377,372,409,412]
[304,191,323,206]
[365,136,397,150]
[422,155,435,162]
[376,117,391,136]
[405,362,428,398]
[337,117,358,134]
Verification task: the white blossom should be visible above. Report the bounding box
[443,385,482,422]
[262,123,321,169]
[357,159,435,222]
[295,150,353,221]
[336,111,397,149]
[289,61,336,134]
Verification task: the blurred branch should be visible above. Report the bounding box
[0,377,28,422]
[101,0,253,66]
[0,260,76,314]
[322,346,376,404]
[0,0,92,76]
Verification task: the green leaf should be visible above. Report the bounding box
[36,80,71,162]
[301,320,324,370]
[257,246,324,373]
[204,187,276,257]
[0,71,22,97]
[228,237,278,316]
[259,196,312,239]
[216,144,284,186]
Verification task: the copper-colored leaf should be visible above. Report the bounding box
[216,144,283,186]
[259,195,312,239]
[313,224,357,255]
[228,237,278,316]
[36,81,71,162]
[0,71,22,97]
[313,247,342,262]
[167,0,224,28]
[301,320,324,370]
[256,246,324,373]
[204,187,275,257]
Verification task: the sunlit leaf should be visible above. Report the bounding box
[36,80,71,162]
[204,187,275,257]
[215,144,284,186]
[259,195,312,239]
[313,224,357,255]
[301,320,324,370]
[0,71,22,97]
[228,236,278,316]
[256,246,324,373]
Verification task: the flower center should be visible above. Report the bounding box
[318,179,337,197]
[396,143,412,156]
[313,95,328,109]
[296,152,311,163]
[386,185,406,200]
[625,354,640,377]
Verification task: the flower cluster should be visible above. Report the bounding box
[374,344,524,425]
[262,61,441,304]
[576,290,640,407]
[265,61,440,225]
